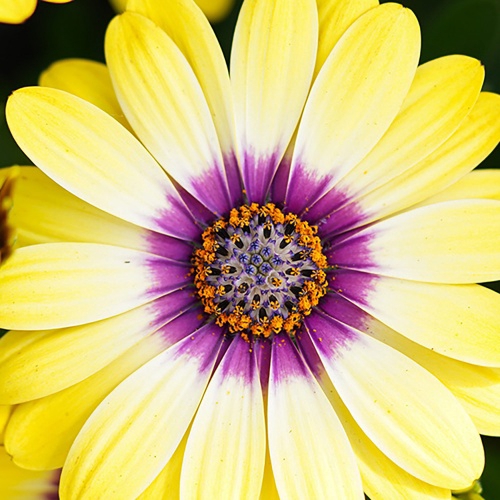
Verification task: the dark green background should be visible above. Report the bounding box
[0,0,499,497]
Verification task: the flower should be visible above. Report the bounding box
[109,0,235,23]
[1,0,500,498]
[0,0,71,24]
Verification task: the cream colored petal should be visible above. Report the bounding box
[337,271,500,367]
[315,0,378,78]
[4,333,166,470]
[287,4,420,212]
[39,58,130,130]
[106,12,231,214]
[419,169,500,206]
[231,0,318,202]
[268,338,363,499]
[0,0,36,23]
[337,55,484,199]
[0,243,188,330]
[308,323,483,490]
[60,329,222,499]
[331,199,500,284]
[6,87,197,239]
[181,336,266,499]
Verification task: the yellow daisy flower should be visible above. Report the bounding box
[0,0,71,24]
[1,0,500,498]
[109,0,235,22]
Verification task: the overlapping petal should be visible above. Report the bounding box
[329,200,500,284]
[60,327,223,499]
[181,336,266,498]
[306,315,484,490]
[6,87,198,239]
[231,0,318,203]
[268,337,363,498]
[286,3,420,212]
[106,12,231,215]
[0,243,190,330]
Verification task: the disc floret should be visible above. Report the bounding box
[192,203,328,339]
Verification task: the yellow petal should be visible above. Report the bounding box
[4,333,166,470]
[315,0,378,77]
[420,168,500,206]
[339,55,484,199]
[268,338,363,498]
[231,0,318,202]
[0,242,188,330]
[39,58,130,130]
[331,199,500,284]
[181,336,266,498]
[138,431,188,500]
[0,290,194,403]
[105,12,231,214]
[307,320,483,490]
[316,373,451,500]
[0,405,12,444]
[9,166,149,251]
[0,0,35,23]
[60,329,222,499]
[287,3,420,212]
[6,87,197,239]
[0,447,59,499]
[334,271,500,367]
[127,0,240,198]
[364,316,500,437]
[194,0,234,22]
[328,92,500,234]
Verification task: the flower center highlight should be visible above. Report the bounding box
[192,203,328,339]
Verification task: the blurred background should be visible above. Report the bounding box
[0,0,499,496]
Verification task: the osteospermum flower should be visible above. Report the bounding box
[0,0,71,24]
[1,0,500,498]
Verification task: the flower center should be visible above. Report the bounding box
[192,203,328,339]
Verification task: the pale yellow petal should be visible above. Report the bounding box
[106,12,231,214]
[181,337,265,498]
[316,373,451,499]
[420,168,500,206]
[336,272,500,367]
[287,4,420,211]
[268,338,363,499]
[332,200,500,284]
[329,92,500,233]
[231,0,318,202]
[8,166,150,251]
[4,333,166,470]
[309,324,483,490]
[338,55,484,199]
[127,0,237,159]
[60,330,222,499]
[6,87,197,239]
[0,243,187,330]
[0,448,59,499]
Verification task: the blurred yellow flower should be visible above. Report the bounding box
[0,0,71,24]
[110,0,235,22]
